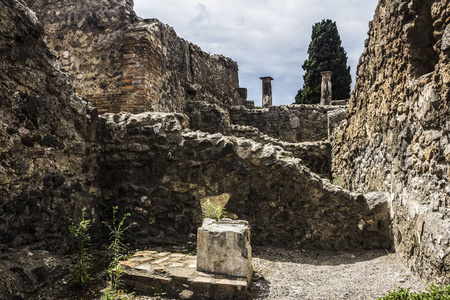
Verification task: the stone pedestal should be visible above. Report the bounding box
[320,71,332,106]
[197,218,252,284]
[260,76,274,108]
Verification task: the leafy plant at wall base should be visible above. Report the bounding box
[69,207,92,287]
[102,206,136,291]
[214,205,227,222]
[101,288,134,300]
[377,284,450,299]
[332,174,345,187]
[152,285,167,299]
[202,199,227,221]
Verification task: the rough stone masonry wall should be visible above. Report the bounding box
[0,1,100,296]
[230,125,332,178]
[97,112,391,251]
[185,101,333,177]
[0,2,393,297]
[229,104,346,143]
[0,0,98,251]
[333,0,450,283]
[23,0,137,113]
[24,0,242,114]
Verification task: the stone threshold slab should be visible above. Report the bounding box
[119,250,250,299]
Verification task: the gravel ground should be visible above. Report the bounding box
[248,246,428,300]
[32,246,428,299]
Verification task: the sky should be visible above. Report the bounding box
[134,0,379,106]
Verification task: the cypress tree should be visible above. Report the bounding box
[295,19,352,104]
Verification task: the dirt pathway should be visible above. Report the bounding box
[249,247,427,300]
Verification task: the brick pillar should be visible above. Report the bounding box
[121,27,162,113]
[260,77,274,108]
[320,71,332,106]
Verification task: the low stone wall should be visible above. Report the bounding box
[96,112,391,250]
[185,101,332,177]
[229,105,346,143]
[230,125,332,178]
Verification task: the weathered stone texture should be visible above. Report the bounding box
[23,0,243,114]
[0,0,392,298]
[23,0,137,112]
[229,105,345,143]
[230,125,332,178]
[0,1,98,297]
[96,112,390,250]
[186,102,334,177]
[333,0,450,283]
[0,0,97,250]
[197,219,252,283]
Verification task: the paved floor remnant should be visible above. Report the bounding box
[120,250,250,299]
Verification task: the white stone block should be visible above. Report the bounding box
[197,218,252,283]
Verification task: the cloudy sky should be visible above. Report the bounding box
[134,0,379,106]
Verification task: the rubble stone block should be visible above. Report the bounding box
[197,218,252,283]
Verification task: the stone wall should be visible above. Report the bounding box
[0,0,98,252]
[96,112,390,250]
[0,2,100,296]
[23,0,243,114]
[229,105,346,143]
[230,125,332,178]
[333,0,450,283]
[185,101,333,177]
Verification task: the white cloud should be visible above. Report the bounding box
[134,0,378,105]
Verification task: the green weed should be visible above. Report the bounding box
[102,206,136,291]
[332,173,345,187]
[68,207,92,287]
[378,284,450,299]
[152,285,167,299]
[202,199,227,222]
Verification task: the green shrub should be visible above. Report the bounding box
[69,207,92,287]
[378,284,450,300]
[152,285,167,299]
[332,173,345,187]
[202,199,227,222]
[102,206,136,291]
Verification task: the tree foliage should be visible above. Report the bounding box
[296,19,352,104]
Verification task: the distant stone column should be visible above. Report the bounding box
[260,77,274,108]
[320,71,332,106]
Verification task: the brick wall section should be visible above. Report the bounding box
[121,27,162,113]
[87,94,121,114]
[23,0,136,107]
[24,0,243,114]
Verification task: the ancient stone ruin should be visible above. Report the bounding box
[197,218,252,284]
[0,0,449,298]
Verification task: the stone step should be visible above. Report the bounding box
[120,251,249,299]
